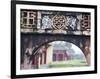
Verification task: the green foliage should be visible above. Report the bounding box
[49,59,88,68]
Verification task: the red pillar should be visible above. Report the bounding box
[44,51,46,64]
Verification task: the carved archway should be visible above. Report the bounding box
[21,34,90,69]
[31,39,90,68]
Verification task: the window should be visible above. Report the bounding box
[21,10,37,29]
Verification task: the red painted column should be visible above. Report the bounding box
[40,54,42,64]
[44,51,46,64]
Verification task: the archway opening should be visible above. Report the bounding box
[32,41,88,69]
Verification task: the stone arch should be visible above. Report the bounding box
[21,34,90,69]
[31,39,90,68]
[32,37,90,56]
[33,39,83,55]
